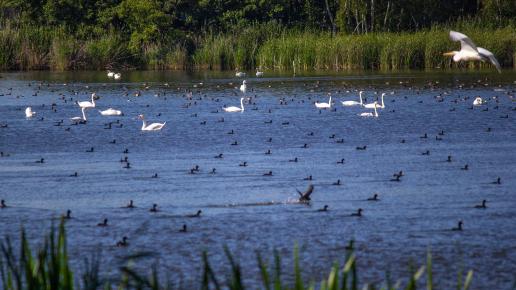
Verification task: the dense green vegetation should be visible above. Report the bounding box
[0,221,475,290]
[0,0,515,71]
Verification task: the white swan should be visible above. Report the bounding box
[240,80,247,94]
[25,107,36,118]
[235,71,246,77]
[107,71,114,78]
[473,97,484,106]
[363,93,385,109]
[138,114,166,131]
[99,108,123,116]
[256,69,264,77]
[359,103,379,117]
[77,93,97,109]
[315,94,332,109]
[341,91,364,106]
[444,31,501,73]
[224,97,245,112]
[114,73,121,80]
[71,108,87,121]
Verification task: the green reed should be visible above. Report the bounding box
[0,221,477,290]
[0,22,514,71]
[257,27,516,72]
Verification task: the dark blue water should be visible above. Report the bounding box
[1,71,515,289]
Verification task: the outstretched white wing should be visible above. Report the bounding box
[477,47,502,73]
[449,31,478,54]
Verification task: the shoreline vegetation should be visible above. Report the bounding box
[0,221,474,290]
[1,0,515,72]
[0,24,515,72]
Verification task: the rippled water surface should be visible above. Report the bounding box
[1,70,515,289]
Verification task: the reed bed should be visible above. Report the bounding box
[0,23,514,71]
[0,221,475,290]
[257,27,516,71]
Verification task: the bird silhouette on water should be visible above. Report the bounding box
[452,221,463,231]
[297,184,314,203]
[351,208,363,217]
[317,205,329,212]
[474,200,487,209]
[116,236,128,247]
[97,218,108,227]
[367,194,379,201]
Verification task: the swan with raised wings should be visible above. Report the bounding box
[473,97,484,106]
[444,31,501,73]
[25,107,36,118]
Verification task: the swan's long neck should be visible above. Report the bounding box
[359,92,363,104]
[374,105,378,117]
[141,118,147,130]
[328,96,332,107]
[381,94,384,107]
[240,98,244,111]
[81,108,87,120]
[91,95,96,106]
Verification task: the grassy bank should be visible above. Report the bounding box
[0,23,515,72]
[0,221,475,290]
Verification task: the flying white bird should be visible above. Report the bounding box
[444,31,501,73]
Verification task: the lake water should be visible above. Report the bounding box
[0,70,515,289]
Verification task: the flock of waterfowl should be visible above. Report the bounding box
[0,30,512,251]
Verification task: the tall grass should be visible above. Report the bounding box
[0,221,477,290]
[257,26,516,71]
[0,22,514,71]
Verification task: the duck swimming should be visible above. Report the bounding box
[116,236,128,247]
[125,200,135,208]
[97,218,108,227]
[62,210,72,219]
[187,210,202,217]
[474,200,487,209]
[367,194,379,201]
[351,208,363,217]
[317,205,329,212]
[452,221,463,231]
